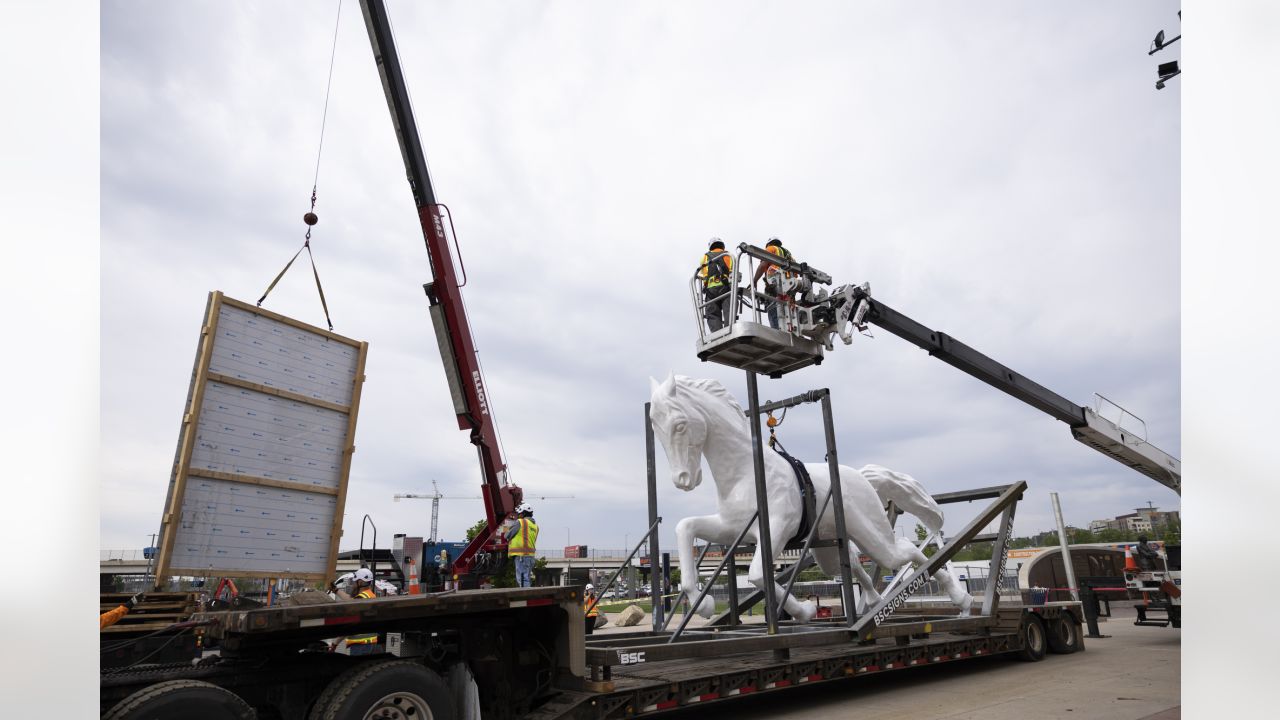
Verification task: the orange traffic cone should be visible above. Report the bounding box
[1123,545,1139,572]
[405,558,421,595]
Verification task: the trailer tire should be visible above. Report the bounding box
[1047,614,1081,654]
[104,679,255,720]
[1015,614,1047,662]
[308,660,372,720]
[314,659,455,720]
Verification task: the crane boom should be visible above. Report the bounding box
[695,243,1180,495]
[360,0,521,578]
[863,297,1181,494]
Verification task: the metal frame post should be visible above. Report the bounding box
[662,553,671,616]
[727,551,739,626]
[645,402,663,631]
[819,392,858,626]
[982,504,1018,616]
[1050,491,1080,602]
[744,371,780,634]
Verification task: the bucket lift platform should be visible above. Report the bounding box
[691,243,837,378]
[696,320,824,378]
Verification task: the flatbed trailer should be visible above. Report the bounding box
[542,603,1084,719]
[100,583,1082,719]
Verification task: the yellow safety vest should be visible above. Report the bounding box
[355,587,375,599]
[764,245,794,280]
[509,518,539,556]
[700,250,733,289]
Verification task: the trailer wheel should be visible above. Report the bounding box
[1015,614,1047,662]
[104,679,255,720]
[314,659,455,720]
[1047,614,1081,654]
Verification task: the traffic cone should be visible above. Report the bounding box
[405,558,421,595]
[1123,545,1139,572]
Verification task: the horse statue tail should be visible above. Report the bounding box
[859,464,945,535]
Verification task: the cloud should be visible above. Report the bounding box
[101,1,1180,559]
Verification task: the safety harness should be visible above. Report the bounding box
[765,414,816,547]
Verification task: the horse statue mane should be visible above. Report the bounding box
[657,373,745,418]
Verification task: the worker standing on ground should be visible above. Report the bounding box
[438,548,453,590]
[751,237,794,329]
[506,505,539,587]
[583,584,600,635]
[100,592,144,630]
[698,238,735,332]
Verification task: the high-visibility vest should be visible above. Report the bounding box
[509,518,539,556]
[584,595,599,618]
[700,250,733,288]
[764,245,794,280]
[355,587,375,599]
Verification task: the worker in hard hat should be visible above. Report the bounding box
[330,567,377,600]
[505,505,539,587]
[698,238,735,332]
[751,237,794,329]
[100,592,145,630]
[327,567,379,652]
[583,584,601,635]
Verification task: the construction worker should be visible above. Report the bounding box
[331,567,377,600]
[751,237,794,329]
[698,238,735,332]
[100,592,144,630]
[1135,536,1160,571]
[438,548,453,590]
[583,584,601,635]
[506,505,539,587]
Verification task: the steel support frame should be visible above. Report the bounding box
[851,482,1026,639]
[608,412,1027,670]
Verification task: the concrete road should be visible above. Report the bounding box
[601,606,1180,720]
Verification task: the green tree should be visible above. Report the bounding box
[1096,528,1126,543]
[1070,528,1097,544]
[914,523,938,558]
[465,519,489,542]
[1161,519,1180,545]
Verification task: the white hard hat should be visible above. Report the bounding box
[354,567,374,584]
[585,583,594,591]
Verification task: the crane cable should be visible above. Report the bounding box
[257,0,344,331]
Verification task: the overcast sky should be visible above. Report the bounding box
[100,1,1182,558]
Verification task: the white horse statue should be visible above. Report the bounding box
[649,373,973,623]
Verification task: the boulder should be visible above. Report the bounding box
[612,604,645,627]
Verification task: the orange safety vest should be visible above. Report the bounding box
[764,244,794,280]
[509,518,539,556]
[355,587,375,599]
[584,594,599,618]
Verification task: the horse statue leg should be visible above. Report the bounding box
[675,514,731,619]
[862,535,974,617]
[743,515,818,623]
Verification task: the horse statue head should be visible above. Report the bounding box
[648,372,744,492]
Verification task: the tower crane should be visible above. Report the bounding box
[394,480,575,544]
[394,480,481,544]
